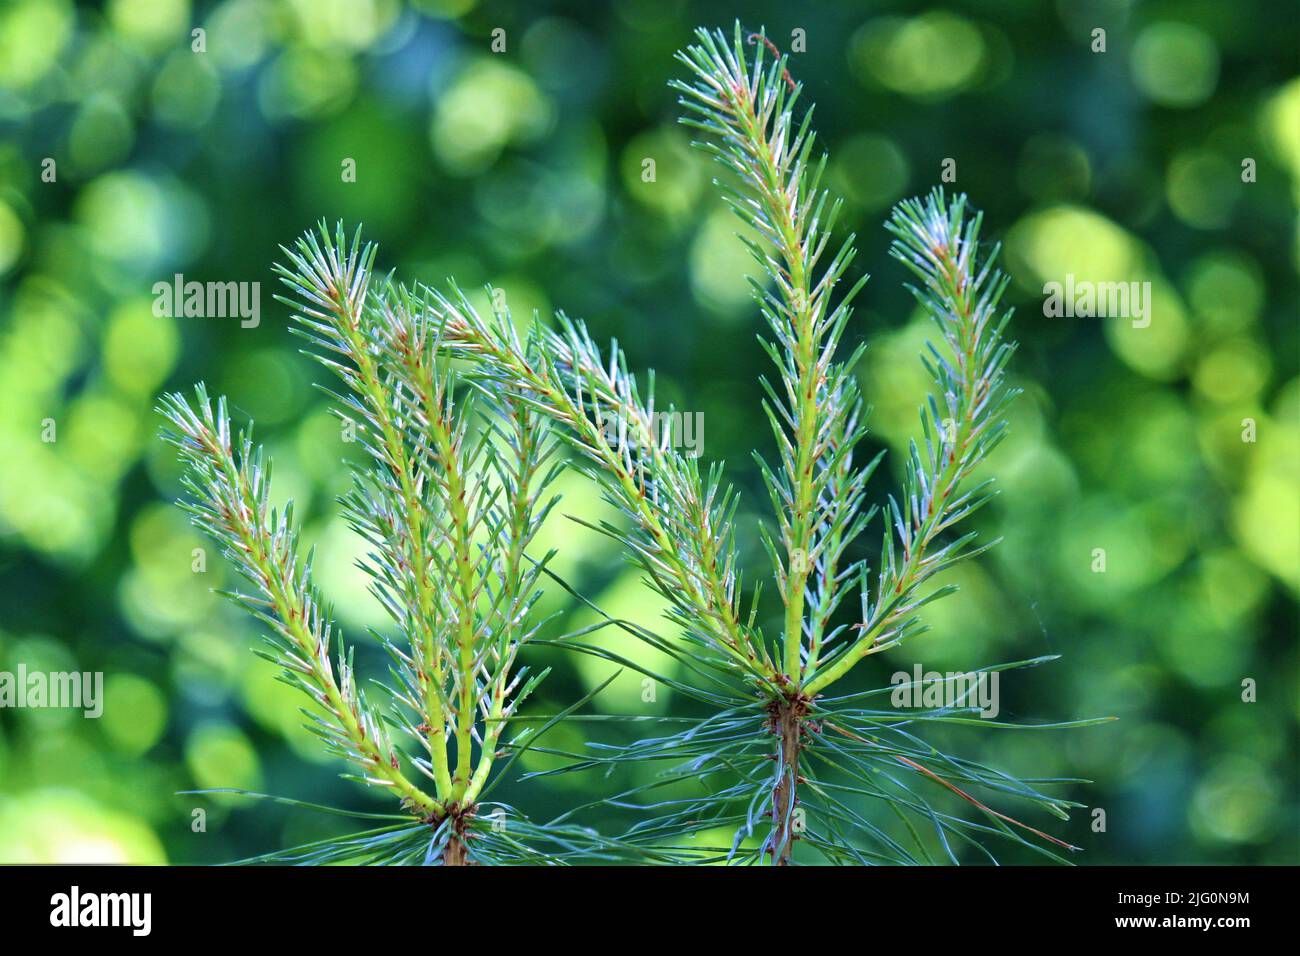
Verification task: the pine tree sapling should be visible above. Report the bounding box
[159,228,564,864]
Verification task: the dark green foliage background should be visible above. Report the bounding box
[0,0,1295,863]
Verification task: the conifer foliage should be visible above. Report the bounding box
[161,229,577,864]
[160,23,1101,865]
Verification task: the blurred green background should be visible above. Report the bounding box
[0,0,1296,864]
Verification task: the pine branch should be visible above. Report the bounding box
[273,226,457,799]
[673,25,874,683]
[804,191,1019,696]
[365,279,560,806]
[674,26,1018,705]
[162,226,569,862]
[273,227,563,820]
[158,386,442,820]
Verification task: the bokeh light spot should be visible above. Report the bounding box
[851,13,987,100]
[1131,22,1219,108]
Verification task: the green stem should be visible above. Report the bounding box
[403,359,479,805]
[337,315,455,802]
[728,80,818,685]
